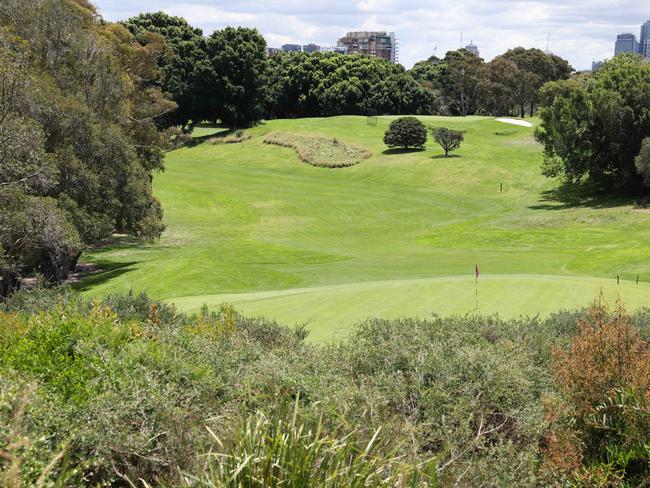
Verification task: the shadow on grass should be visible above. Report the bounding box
[529,181,634,210]
[431,154,461,159]
[382,147,426,155]
[71,261,139,292]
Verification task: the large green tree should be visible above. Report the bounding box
[123,11,206,128]
[0,0,173,295]
[265,52,434,118]
[536,55,650,191]
[500,47,573,117]
[201,27,268,129]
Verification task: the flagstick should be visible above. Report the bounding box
[475,275,478,312]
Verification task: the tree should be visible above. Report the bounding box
[203,27,267,128]
[123,12,206,128]
[445,49,486,116]
[500,47,573,117]
[483,57,519,116]
[536,55,650,191]
[0,0,172,295]
[265,52,434,118]
[635,138,650,188]
[383,117,427,149]
[432,127,464,157]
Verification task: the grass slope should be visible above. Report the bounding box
[80,116,650,340]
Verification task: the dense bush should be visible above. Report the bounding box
[541,302,650,485]
[1,287,648,486]
[383,117,427,150]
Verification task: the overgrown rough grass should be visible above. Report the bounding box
[3,287,648,486]
[262,130,371,167]
[209,129,251,145]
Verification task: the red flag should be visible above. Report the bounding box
[475,264,480,278]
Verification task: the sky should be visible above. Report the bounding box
[94,0,650,71]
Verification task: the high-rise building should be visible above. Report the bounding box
[337,31,398,62]
[640,20,650,58]
[267,47,281,56]
[591,60,604,72]
[302,43,321,53]
[281,44,302,52]
[615,33,639,55]
[465,41,479,57]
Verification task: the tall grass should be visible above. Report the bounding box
[184,400,436,487]
[262,131,371,167]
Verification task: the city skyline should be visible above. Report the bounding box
[93,0,648,70]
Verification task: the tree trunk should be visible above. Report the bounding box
[520,103,525,118]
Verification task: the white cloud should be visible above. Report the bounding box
[94,0,650,70]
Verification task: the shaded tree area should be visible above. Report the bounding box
[536,55,650,193]
[0,0,174,296]
[265,52,436,118]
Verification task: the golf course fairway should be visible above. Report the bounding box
[79,115,650,340]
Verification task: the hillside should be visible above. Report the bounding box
[80,116,650,340]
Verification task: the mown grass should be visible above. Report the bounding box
[79,116,650,340]
[262,130,371,167]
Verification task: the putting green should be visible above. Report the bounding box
[171,275,650,341]
[79,115,650,340]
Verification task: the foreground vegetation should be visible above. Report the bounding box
[1,287,648,486]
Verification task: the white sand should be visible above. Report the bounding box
[495,118,533,128]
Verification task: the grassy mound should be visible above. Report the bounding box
[262,130,371,167]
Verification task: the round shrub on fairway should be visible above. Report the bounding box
[383,117,427,149]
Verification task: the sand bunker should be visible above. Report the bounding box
[495,118,533,128]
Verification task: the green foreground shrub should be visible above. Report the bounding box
[1,287,648,486]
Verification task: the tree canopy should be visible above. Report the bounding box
[123,11,206,128]
[409,47,573,117]
[535,55,650,191]
[265,52,435,118]
[0,0,172,295]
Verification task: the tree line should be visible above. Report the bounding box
[122,12,575,130]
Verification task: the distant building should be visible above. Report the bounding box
[281,44,302,52]
[591,60,604,71]
[319,45,348,54]
[267,47,281,56]
[615,33,639,55]
[640,20,650,58]
[303,43,321,53]
[465,41,479,57]
[337,31,398,62]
